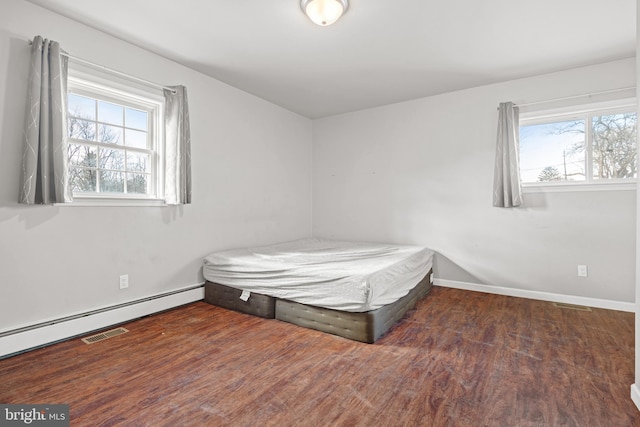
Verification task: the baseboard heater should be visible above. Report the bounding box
[0,284,205,359]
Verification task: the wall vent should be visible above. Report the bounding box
[81,327,129,344]
[552,302,592,312]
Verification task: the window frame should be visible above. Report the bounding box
[519,98,637,192]
[61,65,166,207]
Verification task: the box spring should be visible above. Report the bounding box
[204,281,275,319]
[204,269,432,343]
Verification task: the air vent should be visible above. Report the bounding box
[81,327,129,344]
[552,302,592,312]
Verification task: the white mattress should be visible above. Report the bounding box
[203,238,434,312]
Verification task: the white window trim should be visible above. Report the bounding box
[55,197,167,207]
[519,97,637,191]
[63,66,167,206]
[523,182,636,193]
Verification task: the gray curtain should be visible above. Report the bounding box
[164,86,192,205]
[20,35,72,204]
[492,102,522,208]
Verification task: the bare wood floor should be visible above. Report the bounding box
[0,287,638,427]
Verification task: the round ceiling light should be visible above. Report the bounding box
[300,0,349,26]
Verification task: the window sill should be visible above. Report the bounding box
[523,181,636,193]
[55,196,167,207]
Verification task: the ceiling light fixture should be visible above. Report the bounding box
[300,0,349,26]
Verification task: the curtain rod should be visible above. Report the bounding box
[28,39,176,94]
[502,86,636,110]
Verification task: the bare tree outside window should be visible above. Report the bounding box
[68,114,126,192]
[519,107,637,184]
[68,115,99,192]
[67,93,152,195]
[551,113,637,179]
[592,113,637,179]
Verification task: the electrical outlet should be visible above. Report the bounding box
[577,265,588,277]
[119,274,129,289]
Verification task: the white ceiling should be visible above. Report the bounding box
[26,0,636,118]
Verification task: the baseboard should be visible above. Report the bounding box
[434,278,635,312]
[631,384,640,412]
[0,284,205,359]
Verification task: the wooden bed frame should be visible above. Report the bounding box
[204,269,433,343]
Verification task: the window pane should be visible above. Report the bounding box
[68,118,96,141]
[126,108,148,130]
[68,144,97,168]
[99,170,124,192]
[127,173,148,194]
[68,94,96,120]
[99,148,125,170]
[97,124,123,144]
[125,129,148,149]
[592,112,637,179]
[66,80,161,199]
[69,167,96,192]
[126,152,150,173]
[98,101,123,126]
[519,120,586,183]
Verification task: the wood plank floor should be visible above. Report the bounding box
[0,287,638,426]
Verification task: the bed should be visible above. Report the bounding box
[202,238,434,343]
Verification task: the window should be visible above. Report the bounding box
[66,75,164,202]
[519,101,637,188]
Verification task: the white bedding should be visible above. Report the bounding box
[203,238,434,312]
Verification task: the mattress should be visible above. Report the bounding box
[203,238,434,312]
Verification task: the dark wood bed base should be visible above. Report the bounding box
[204,269,433,343]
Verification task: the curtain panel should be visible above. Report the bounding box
[164,86,192,205]
[20,35,72,204]
[492,102,522,208]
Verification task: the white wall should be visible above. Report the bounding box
[0,0,635,340]
[313,58,636,305]
[633,0,640,411]
[0,0,312,332]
